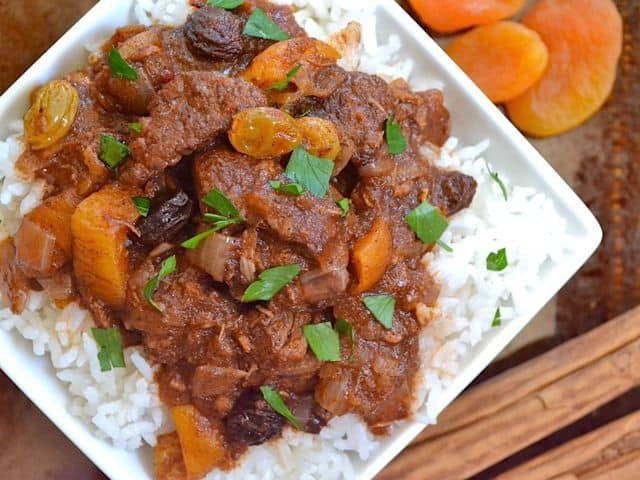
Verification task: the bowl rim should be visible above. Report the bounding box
[0,1,602,479]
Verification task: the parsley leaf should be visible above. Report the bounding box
[363,295,395,329]
[92,327,126,372]
[271,64,301,91]
[385,114,407,155]
[207,0,244,9]
[492,308,502,327]
[487,165,508,201]
[260,386,302,430]
[203,188,243,219]
[108,47,138,81]
[436,239,453,252]
[285,147,333,198]
[181,229,217,250]
[99,134,130,169]
[269,180,304,196]
[486,248,508,272]
[132,196,150,217]
[128,122,143,133]
[241,264,301,302]
[243,8,289,41]
[143,255,177,312]
[336,198,350,217]
[302,322,341,362]
[406,200,449,245]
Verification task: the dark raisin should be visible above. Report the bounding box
[137,191,193,246]
[225,389,285,445]
[184,6,243,60]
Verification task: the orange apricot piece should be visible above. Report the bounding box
[408,0,526,34]
[446,21,548,103]
[506,0,622,137]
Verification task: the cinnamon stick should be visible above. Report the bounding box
[377,305,640,480]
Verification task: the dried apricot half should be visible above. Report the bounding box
[408,0,526,34]
[506,0,622,137]
[446,21,548,103]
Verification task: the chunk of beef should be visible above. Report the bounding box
[391,79,451,148]
[184,6,244,59]
[225,388,285,446]
[131,72,267,171]
[125,254,239,338]
[193,146,349,271]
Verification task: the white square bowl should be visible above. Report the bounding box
[0,1,601,479]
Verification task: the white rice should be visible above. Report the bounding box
[0,0,574,478]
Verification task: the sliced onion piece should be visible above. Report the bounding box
[186,233,240,282]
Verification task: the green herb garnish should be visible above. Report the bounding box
[385,114,407,155]
[92,327,126,372]
[99,134,130,169]
[143,255,177,312]
[492,308,502,327]
[285,147,333,198]
[302,322,341,362]
[487,165,508,201]
[207,0,244,9]
[181,229,217,250]
[241,264,301,302]
[128,122,143,133]
[436,239,453,252]
[260,386,302,430]
[271,64,301,91]
[132,196,150,217]
[203,188,243,219]
[243,8,289,41]
[363,294,395,329]
[269,180,304,196]
[336,198,350,217]
[406,200,449,245]
[486,248,508,272]
[108,47,138,81]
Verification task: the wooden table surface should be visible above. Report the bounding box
[0,1,637,479]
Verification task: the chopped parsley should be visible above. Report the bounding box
[271,64,301,91]
[207,0,244,9]
[487,165,508,201]
[243,8,289,41]
[385,114,407,155]
[269,180,304,196]
[128,122,143,133]
[285,147,333,198]
[108,48,138,81]
[241,264,301,302]
[181,229,217,250]
[486,248,508,272]
[99,134,130,169]
[405,200,449,245]
[336,198,350,217]
[132,196,150,217]
[92,327,126,372]
[302,322,341,362]
[203,188,243,220]
[436,239,453,252]
[143,255,177,312]
[492,308,502,327]
[260,386,302,430]
[363,294,395,329]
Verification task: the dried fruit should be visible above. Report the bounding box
[24,79,79,150]
[296,117,341,160]
[229,107,301,158]
[446,21,548,103]
[506,0,622,136]
[408,0,526,34]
